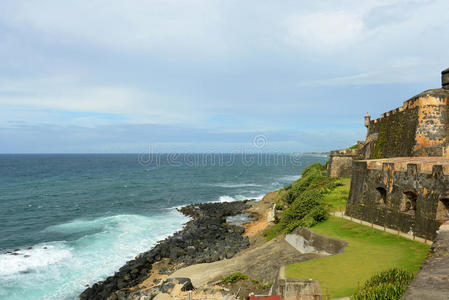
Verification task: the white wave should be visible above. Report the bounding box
[280,175,302,182]
[219,195,237,202]
[254,194,265,201]
[0,243,72,276]
[205,183,263,188]
[165,204,188,210]
[0,211,189,300]
[219,194,265,203]
[44,214,151,234]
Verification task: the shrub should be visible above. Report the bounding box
[222,272,248,283]
[351,268,415,300]
[263,163,335,240]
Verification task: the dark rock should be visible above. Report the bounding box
[159,278,194,293]
[186,246,196,256]
[108,293,118,300]
[116,279,127,289]
[80,200,252,299]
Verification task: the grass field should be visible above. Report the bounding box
[322,177,351,211]
[285,216,430,298]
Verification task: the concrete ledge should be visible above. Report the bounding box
[286,227,348,255]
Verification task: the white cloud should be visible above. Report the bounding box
[0,0,449,153]
[0,76,205,126]
[283,11,364,51]
[298,56,440,86]
[0,0,227,56]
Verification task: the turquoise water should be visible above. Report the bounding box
[0,154,326,299]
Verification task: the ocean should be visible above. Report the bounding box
[0,153,327,300]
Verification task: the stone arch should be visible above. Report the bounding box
[401,191,417,214]
[376,187,387,205]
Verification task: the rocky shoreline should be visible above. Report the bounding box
[80,200,255,300]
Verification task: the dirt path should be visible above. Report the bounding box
[243,210,269,237]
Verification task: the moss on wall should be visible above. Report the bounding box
[371,108,419,159]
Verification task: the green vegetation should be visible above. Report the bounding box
[250,279,273,290]
[372,113,417,159]
[350,144,358,149]
[221,272,248,283]
[373,122,386,159]
[222,273,272,290]
[286,217,429,298]
[267,161,427,298]
[322,177,351,211]
[352,268,415,300]
[263,163,343,240]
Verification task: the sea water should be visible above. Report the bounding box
[0,154,326,299]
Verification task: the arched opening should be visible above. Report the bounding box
[401,191,417,214]
[436,198,449,222]
[376,187,387,205]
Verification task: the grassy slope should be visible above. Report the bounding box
[285,216,430,298]
[322,177,350,212]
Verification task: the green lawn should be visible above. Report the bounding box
[285,216,429,298]
[322,177,351,211]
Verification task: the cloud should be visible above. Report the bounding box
[0,0,227,57]
[283,11,364,51]
[298,56,439,86]
[0,0,449,152]
[0,76,207,125]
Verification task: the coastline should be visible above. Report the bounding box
[80,198,266,300]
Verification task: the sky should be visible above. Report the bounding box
[0,0,448,153]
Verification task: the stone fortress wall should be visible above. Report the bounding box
[362,88,449,159]
[327,148,359,178]
[346,158,449,239]
[344,68,449,240]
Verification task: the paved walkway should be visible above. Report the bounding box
[330,211,432,245]
[403,221,449,300]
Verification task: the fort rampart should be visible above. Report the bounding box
[363,89,449,159]
[345,69,449,240]
[346,158,449,240]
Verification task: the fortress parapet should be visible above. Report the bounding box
[361,71,449,159]
[327,147,360,178]
[346,157,449,240]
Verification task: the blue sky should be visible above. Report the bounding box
[0,0,448,153]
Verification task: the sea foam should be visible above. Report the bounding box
[0,211,188,300]
[219,194,265,203]
[0,243,72,276]
[206,183,263,188]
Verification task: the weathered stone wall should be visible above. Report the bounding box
[327,148,358,178]
[366,106,419,158]
[285,227,348,255]
[364,89,449,159]
[402,221,449,300]
[346,159,449,240]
